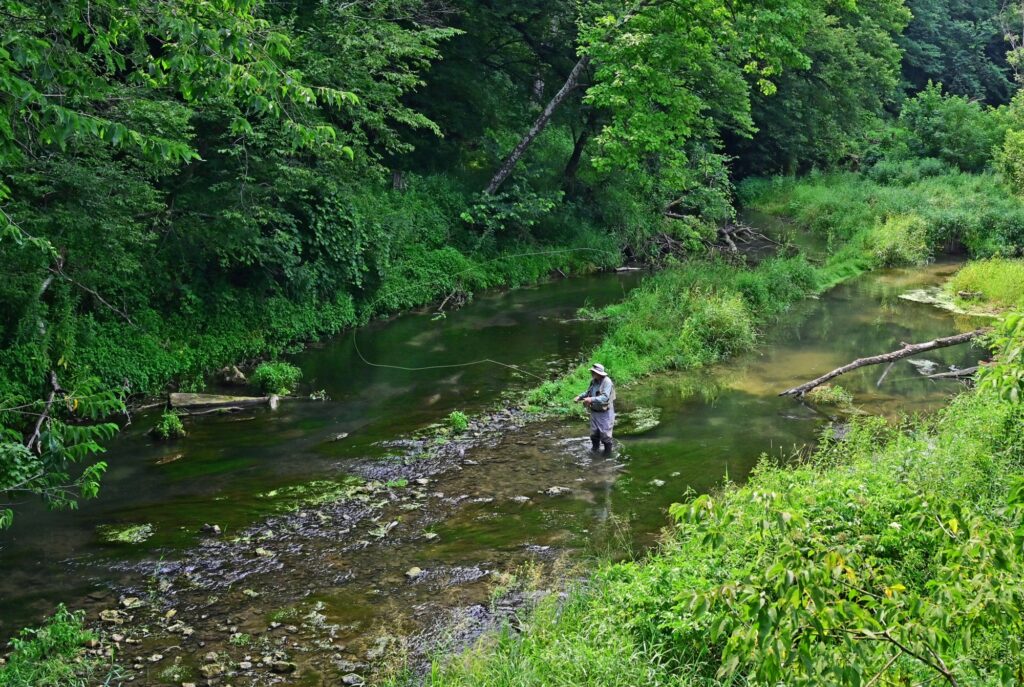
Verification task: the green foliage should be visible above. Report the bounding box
[529,257,820,411]
[900,0,1013,104]
[447,411,470,434]
[0,604,115,687]
[151,411,185,441]
[867,214,931,266]
[741,172,1024,258]
[250,362,302,396]
[424,388,1024,686]
[733,0,910,175]
[0,377,122,528]
[896,83,1008,172]
[949,259,1024,309]
[977,312,1024,402]
[996,128,1024,194]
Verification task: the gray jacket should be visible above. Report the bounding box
[578,377,615,412]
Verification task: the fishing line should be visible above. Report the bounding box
[351,247,625,381]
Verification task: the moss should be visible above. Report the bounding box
[257,477,364,512]
[96,523,154,544]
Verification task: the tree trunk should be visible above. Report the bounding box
[563,111,598,195]
[485,54,592,195]
[779,329,989,397]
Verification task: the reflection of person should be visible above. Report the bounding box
[574,363,616,453]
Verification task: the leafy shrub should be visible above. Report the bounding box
[448,410,469,433]
[949,259,1024,309]
[866,157,949,185]
[250,361,302,395]
[677,293,756,365]
[898,83,1007,172]
[151,410,185,440]
[868,214,931,266]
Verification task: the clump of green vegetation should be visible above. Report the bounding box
[805,384,855,407]
[0,605,116,687]
[867,214,931,267]
[386,478,409,488]
[257,477,364,512]
[448,410,470,433]
[528,257,820,412]
[96,523,154,544]
[250,361,303,396]
[228,632,251,647]
[949,259,1024,310]
[741,172,1024,259]
[268,607,303,624]
[151,410,185,440]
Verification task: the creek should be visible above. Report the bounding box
[0,261,987,685]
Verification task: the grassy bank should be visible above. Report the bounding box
[949,258,1024,310]
[740,170,1024,260]
[424,383,1024,686]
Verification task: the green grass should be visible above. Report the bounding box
[0,605,119,687]
[740,171,1024,259]
[949,258,1024,310]
[420,388,1024,686]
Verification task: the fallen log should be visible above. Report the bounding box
[927,366,980,380]
[779,329,989,398]
[170,393,279,410]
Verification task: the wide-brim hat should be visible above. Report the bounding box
[589,363,608,376]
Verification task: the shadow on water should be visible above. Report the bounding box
[0,261,989,681]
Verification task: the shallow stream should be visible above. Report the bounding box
[0,260,987,685]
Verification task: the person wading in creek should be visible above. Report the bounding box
[575,363,616,454]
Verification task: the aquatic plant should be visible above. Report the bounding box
[448,411,470,433]
[152,410,186,440]
[96,523,154,544]
[805,384,855,407]
[250,362,303,396]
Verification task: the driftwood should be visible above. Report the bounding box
[780,329,989,398]
[927,366,980,380]
[170,393,278,410]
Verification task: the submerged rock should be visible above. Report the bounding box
[616,406,662,436]
[342,674,365,686]
[544,486,571,497]
[405,567,424,580]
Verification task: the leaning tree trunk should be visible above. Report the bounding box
[779,329,990,398]
[485,54,592,195]
[563,110,599,195]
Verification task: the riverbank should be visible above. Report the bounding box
[411,173,1024,686]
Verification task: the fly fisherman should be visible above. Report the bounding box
[575,363,616,453]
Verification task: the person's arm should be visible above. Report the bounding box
[593,378,611,404]
[576,381,594,403]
